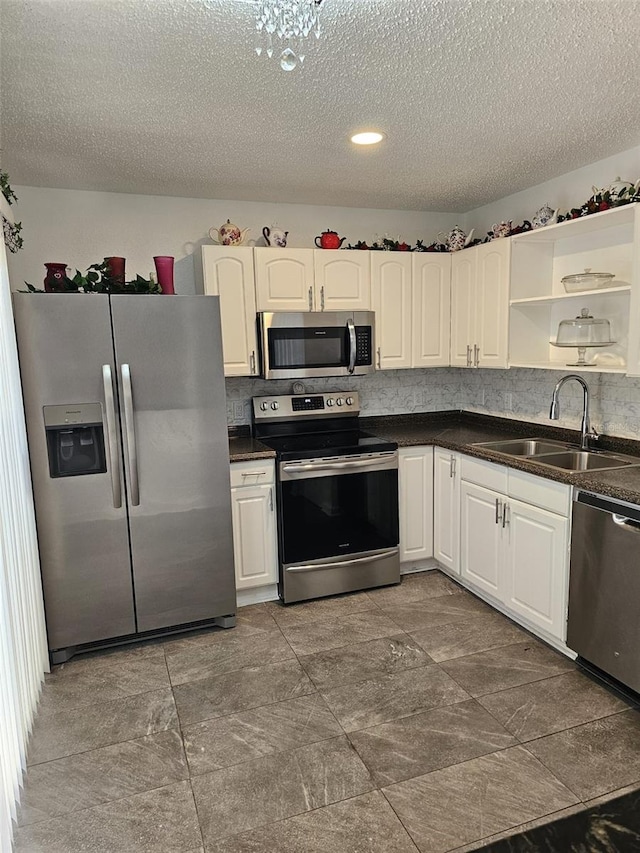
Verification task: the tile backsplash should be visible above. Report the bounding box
[226,367,640,439]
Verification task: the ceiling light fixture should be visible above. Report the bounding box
[255,0,324,71]
[351,132,385,146]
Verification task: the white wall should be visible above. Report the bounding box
[6,187,459,294]
[465,144,640,237]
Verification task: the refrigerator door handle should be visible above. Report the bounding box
[102,364,122,509]
[120,363,140,506]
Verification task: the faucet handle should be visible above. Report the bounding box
[588,427,600,446]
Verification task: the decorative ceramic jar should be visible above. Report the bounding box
[43,263,68,292]
[315,229,346,249]
[439,226,474,252]
[491,221,512,239]
[104,256,126,286]
[209,220,250,246]
[263,225,288,247]
[153,256,175,294]
[531,204,557,229]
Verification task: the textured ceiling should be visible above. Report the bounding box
[2,0,640,212]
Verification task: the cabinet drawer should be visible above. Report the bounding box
[230,459,275,488]
[508,468,571,516]
[460,454,508,493]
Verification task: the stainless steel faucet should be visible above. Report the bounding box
[549,374,597,450]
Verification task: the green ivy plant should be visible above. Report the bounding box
[25,260,161,293]
[1,170,24,253]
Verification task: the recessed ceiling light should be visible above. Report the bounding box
[351,131,385,146]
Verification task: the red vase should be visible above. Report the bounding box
[43,263,68,292]
[104,256,126,287]
[153,256,175,294]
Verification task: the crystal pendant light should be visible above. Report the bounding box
[255,1,323,71]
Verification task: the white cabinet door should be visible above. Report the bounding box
[476,240,510,369]
[314,251,371,310]
[201,246,258,377]
[231,483,278,590]
[433,448,460,575]
[450,250,475,367]
[398,447,433,563]
[371,254,412,370]
[254,248,315,311]
[412,254,451,367]
[460,480,504,598]
[503,497,568,640]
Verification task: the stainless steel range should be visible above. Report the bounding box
[253,392,400,604]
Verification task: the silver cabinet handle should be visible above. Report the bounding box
[451,455,456,478]
[321,285,325,311]
[495,498,502,525]
[269,488,274,512]
[449,455,454,478]
[250,350,256,374]
[120,364,140,506]
[466,345,472,367]
[502,502,509,528]
[241,470,268,478]
[347,318,357,374]
[377,346,381,369]
[282,454,395,475]
[102,364,122,509]
[474,344,480,367]
[308,286,313,310]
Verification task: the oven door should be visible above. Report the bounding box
[277,451,400,602]
[258,311,374,379]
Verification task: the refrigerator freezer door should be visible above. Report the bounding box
[12,293,135,651]
[110,295,236,631]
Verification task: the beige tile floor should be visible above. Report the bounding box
[14,570,640,853]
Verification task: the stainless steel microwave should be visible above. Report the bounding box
[258,311,375,380]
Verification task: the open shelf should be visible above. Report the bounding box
[510,203,638,244]
[509,361,628,374]
[510,285,631,306]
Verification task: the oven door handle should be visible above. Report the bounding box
[347,318,357,374]
[286,548,399,573]
[281,455,396,475]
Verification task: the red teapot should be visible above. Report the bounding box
[315,229,346,249]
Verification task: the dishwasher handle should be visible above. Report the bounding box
[575,490,640,525]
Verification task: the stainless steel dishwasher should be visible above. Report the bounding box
[568,490,640,694]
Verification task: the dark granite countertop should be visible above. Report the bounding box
[472,787,640,852]
[227,411,640,503]
[361,411,640,504]
[228,432,275,463]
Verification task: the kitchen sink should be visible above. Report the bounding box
[473,437,640,472]
[475,438,571,456]
[528,450,640,472]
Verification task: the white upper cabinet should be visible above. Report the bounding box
[254,248,315,312]
[371,254,413,369]
[412,254,451,367]
[372,253,451,370]
[201,246,258,377]
[451,240,511,369]
[508,203,640,375]
[255,249,371,312]
[313,251,371,311]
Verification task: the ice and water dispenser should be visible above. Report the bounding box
[44,403,107,478]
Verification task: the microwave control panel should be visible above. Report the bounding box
[355,326,372,366]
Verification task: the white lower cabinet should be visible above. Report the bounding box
[398,447,433,563]
[456,453,571,643]
[230,460,278,590]
[433,448,460,574]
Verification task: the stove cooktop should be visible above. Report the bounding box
[258,429,397,462]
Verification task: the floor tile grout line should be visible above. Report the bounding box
[187,777,209,852]
[34,677,176,719]
[496,704,636,746]
[16,777,194,832]
[378,786,422,851]
[166,650,300,689]
[25,724,184,771]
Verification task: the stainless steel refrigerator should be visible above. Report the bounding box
[13,293,236,663]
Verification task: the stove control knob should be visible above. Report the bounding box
[346,397,354,406]
[271,401,279,410]
[336,398,344,406]
[260,402,269,411]
[326,398,334,407]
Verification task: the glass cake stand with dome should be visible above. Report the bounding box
[551,308,616,366]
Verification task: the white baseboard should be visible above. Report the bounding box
[400,558,438,575]
[237,584,279,608]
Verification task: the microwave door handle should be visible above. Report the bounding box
[347,319,357,374]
